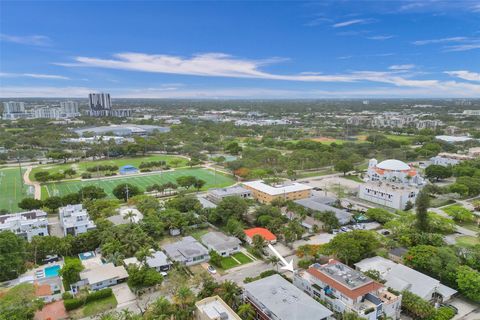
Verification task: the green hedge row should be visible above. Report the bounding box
[63,288,113,311]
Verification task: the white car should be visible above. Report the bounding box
[207,265,217,274]
[160,271,168,277]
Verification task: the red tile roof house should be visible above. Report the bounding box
[244,228,277,245]
[293,259,402,320]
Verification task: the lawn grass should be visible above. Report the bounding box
[188,228,211,241]
[30,154,187,181]
[42,168,235,199]
[456,236,480,247]
[0,167,32,212]
[70,295,117,319]
[220,256,240,270]
[232,252,253,264]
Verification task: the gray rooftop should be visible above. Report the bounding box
[162,236,209,262]
[244,274,333,320]
[196,195,217,209]
[354,256,457,299]
[74,124,170,136]
[208,186,251,198]
[295,197,352,225]
[201,231,241,252]
[146,251,170,268]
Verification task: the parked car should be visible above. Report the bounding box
[207,265,217,274]
[160,272,168,277]
[313,187,323,191]
[332,229,339,235]
[341,226,351,232]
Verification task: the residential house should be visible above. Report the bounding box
[59,204,96,236]
[0,210,49,241]
[244,228,277,245]
[294,260,402,320]
[78,263,128,291]
[162,236,210,266]
[201,231,241,257]
[354,256,457,302]
[195,295,242,320]
[146,250,171,272]
[244,274,333,320]
[294,197,352,225]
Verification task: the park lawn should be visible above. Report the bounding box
[30,154,188,181]
[0,168,32,212]
[456,236,480,247]
[232,252,253,264]
[70,295,118,319]
[42,168,235,198]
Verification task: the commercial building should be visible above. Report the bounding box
[73,124,170,137]
[162,236,210,266]
[244,274,333,320]
[206,186,252,204]
[0,210,49,241]
[244,228,277,245]
[242,180,312,204]
[201,231,241,257]
[195,296,241,320]
[354,256,457,302]
[294,260,402,320]
[59,204,96,236]
[358,159,424,210]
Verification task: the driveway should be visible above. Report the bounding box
[450,296,480,320]
[112,283,136,307]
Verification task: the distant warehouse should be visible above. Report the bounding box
[73,124,170,137]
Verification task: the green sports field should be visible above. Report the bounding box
[42,168,235,199]
[0,167,33,212]
[30,154,188,181]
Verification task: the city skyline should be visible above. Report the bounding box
[1,1,480,98]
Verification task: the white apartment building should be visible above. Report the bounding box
[2,101,33,120]
[294,260,402,320]
[59,204,96,236]
[463,110,480,116]
[359,182,418,210]
[430,153,474,167]
[0,210,49,241]
[415,119,442,130]
[33,106,63,119]
[60,101,80,117]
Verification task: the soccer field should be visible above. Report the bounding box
[42,168,235,199]
[0,167,32,212]
[30,154,188,181]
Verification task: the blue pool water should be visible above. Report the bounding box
[79,251,95,260]
[44,265,60,278]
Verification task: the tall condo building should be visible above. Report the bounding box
[60,100,80,115]
[3,101,25,113]
[89,93,112,111]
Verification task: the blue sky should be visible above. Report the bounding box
[1,0,479,98]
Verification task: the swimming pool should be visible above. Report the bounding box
[44,265,61,278]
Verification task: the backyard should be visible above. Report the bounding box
[219,252,254,270]
[42,168,236,199]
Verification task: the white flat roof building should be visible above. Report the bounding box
[243,180,313,195]
[0,210,49,241]
[195,295,241,320]
[59,204,96,236]
[355,256,457,302]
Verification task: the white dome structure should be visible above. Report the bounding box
[376,159,411,171]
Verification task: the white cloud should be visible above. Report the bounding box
[367,35,394,40]
[412,37,467,45]
[0,86,92,98]
[389,64,415,70]
[332,19,372,28]
[444,41,480,52]
[445,70,480,81]
[0,72,69,80]
[0,34,51,46]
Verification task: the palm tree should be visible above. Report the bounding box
[268,255,281,271]
[136,246,153,265]
[174,286,195,311]
[219,281,241,309]
[237,303,256,320]
[124,210,137,223]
